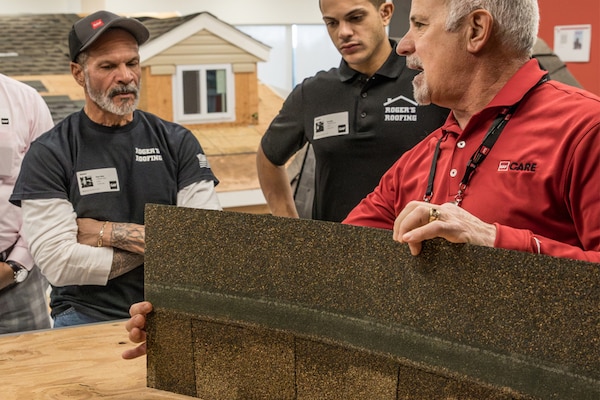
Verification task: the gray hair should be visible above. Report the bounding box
[445,0,539,57]
[75,51,89,67]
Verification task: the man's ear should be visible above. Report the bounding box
[70,61,85,87]
[465,9,493,53]
[380,2,394,26]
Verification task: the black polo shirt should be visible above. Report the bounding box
[261,42,449,222]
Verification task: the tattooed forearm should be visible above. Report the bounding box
[109,249,144,280]
[111,222,145,255]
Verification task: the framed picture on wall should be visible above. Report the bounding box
[554,24,592,62]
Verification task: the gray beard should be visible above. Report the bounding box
[85,74,140,116]
[412,80,432,106]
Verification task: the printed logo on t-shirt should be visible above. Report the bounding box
[314,112,349,140]
[135,147,163,162]
[76,168,120,196]
[0,108,10,125]
[383,96,418,122]
[197,153,210,169]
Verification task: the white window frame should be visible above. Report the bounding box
[173,64,235,124]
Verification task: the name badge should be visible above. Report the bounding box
[76,168,120,196]
[314,112,349,140]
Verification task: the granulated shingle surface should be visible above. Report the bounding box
[144,204,599,399]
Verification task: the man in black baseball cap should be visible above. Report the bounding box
[69,10,150,62]
[11,9,221,328]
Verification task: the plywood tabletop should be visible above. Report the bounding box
[0,320,195,400]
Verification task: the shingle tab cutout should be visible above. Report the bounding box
[144,204,599,399]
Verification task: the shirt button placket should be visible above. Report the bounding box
[451,141,465,178]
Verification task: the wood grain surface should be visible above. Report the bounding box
[0,320,195,399]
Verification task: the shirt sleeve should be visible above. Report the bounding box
[260,84,308,166]
[28,89,54,145]
[175,128,219,191]
[21,198,113,286]
[494,224,600,263]
[177,180,222,210]
[5,84,55,270]
[7,236,35,271]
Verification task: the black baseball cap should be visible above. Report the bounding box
[69,10,150,62]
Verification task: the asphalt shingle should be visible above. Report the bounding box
[0,14,79,75]
[0,12,253,77]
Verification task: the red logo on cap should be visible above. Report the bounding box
[91,19,105,30]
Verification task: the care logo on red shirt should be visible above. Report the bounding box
[498,161,511,171]
[498,160,538,172]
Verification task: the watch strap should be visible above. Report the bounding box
[5,260,28,287]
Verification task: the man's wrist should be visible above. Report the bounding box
[0,261,14,290]
[0,260,28,293]
[98,221,109,247]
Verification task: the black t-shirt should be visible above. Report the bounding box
[11,110,218,320]
[261,43,448,222]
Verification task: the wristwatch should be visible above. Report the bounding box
[6,260,28,285]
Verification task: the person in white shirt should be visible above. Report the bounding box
[0,73,54,333]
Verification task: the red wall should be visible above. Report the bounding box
[538,0,600,95]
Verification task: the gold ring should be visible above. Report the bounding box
[428,208,440,223]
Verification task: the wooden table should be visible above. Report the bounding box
[0,320,194,399]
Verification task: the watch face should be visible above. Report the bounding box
[14,268,28,283]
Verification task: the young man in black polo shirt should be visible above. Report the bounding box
[257,0,448,222]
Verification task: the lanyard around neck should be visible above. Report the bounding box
[423,74,549,206]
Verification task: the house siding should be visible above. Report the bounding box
[139,67,259,127]
[143,30,262,65]
[141,29,261,126]
[139,68,173,121]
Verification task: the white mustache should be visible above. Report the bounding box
[406,56,423,70]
